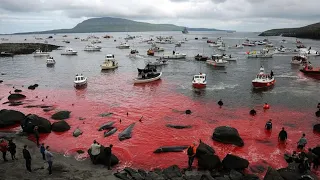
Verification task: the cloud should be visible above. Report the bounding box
[0,0,319,33]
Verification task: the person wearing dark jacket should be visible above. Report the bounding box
[0,139,8,162]
[8,140,16,160]
[278,127,288,142]
[34,126,40,146]
[105,144,113,170]
[40,143,46,160]
[23,145,32,172]
[187,142,197,170]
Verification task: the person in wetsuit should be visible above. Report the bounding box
[278,127,288,142]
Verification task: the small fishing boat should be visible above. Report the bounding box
[91,39,102,44]
[116,43,130,49]
[0,52,14,57]
[291,55,307,65]
[192,73,206,89]
[228,44,244,49]
[247,50,273,58]
[74,74,87,87]
[206,55,228,67]
[255,41,266,45]
[195,54,209,61]
[134,65,162,84]
[61,48,77,55]
[242,41,256,46]
[84,44,101,51]
[101,54,118,70]
[162,51,186,59]
[300,62,320,76]
[46,57,56,66]
[33,49,50,57]
[150,43,164,52]
[222,54,237,61]
[147,49,155,56]
[252,67,275,89]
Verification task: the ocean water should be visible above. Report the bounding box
[0,31,320,176]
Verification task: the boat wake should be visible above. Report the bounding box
[206,83,239,90]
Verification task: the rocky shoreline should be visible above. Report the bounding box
[0,43,60,55]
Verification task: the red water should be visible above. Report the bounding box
[1,75,319,177]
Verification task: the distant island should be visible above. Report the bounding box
[259,22,320,40]
[14,17,233,34]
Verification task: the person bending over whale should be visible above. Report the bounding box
[278,127,288,143]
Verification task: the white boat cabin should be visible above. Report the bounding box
[75,75,86,82]
[193,74,206,81]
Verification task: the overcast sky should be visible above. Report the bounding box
[0,0,319,34]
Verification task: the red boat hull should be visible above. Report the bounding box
[193,83,206,89]
[252,80,275,88]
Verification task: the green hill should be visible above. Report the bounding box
[259,22,320,39]
[14,17,226,34]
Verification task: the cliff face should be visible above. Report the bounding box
[259,22,320,39]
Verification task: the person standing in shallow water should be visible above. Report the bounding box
[34,126,40,146]
[105,144,113,170]
[45,146,53,175]
[90,140,101,164]
[23,145,32,172]
[40,143,46,160]
[187,142,197,170]
[265,119,272,130]
[278,127,287,143]
[297,133,307,150]
[8,139,16,160]
[0,139,8,162]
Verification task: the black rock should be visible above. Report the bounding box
[264,167,284,180]
[88,145,119,166]
[51,111,71,120]
[242,174,260,180]
[138,169,147,178]
[198,154,221,170]
[8,93,26,101]
[21,114,51,133]
[0,109,25,127]
[162,165,182,179]
[51,121,70,132]
[124,167,137,176]
[228,169,243,180]
[185,110,192,114]
[222,154,249,170]
[212,126,244,147]
[114,172,131,180]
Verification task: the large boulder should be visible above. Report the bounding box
[212,126,244,147]
[0,109,25,127]
[51,121,70,132]
[222,154,249,170]
[312,146,320,156]
[228,169,243,180]
[198,154,221,170]
[88,145,119,166]
[264,167,284,180]
[162,165,182,179]
[21,114,51,133]
[196,141,215,158]
[51,111,71,120]
[8,94,26,101]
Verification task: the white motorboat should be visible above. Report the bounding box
[291,55,307,65]
[222,54,237,61]
[299,48,320,56]
[91,39,102,44]
[206,55,228,67]
[247,50,273,58]
[101,54,118,70]
[84,44,101,51]
[228,44,244,49]
[192,73,206,89]
[74,74,87,87]
[46,57,56,66]
[150,44,164,52]
[255,41,266,45]
[162,52,186,59]
[61,48,77,55]
[242,41,256,46]
[116,43,130,49]
[129,49,139,57]
[134,65,162,84]
[33,49,50,57]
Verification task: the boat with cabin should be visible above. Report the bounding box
[74,74,87,87]
[162,51,186,59]
[247,49,273,58]
[134,64,162,84]
[206,55,228,67]
[195,54,209,61]
[192,73,206,89]
[61,48,77,55]
[46,57,56,66]
[33,49,50,57]
[291,55,307,65]
[116,43,130,49]
[84,44,101,51]
[101,54,118,70]
[252,67,275,89]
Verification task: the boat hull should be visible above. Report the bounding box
[163,55,186,59]
[101,65,118,70]
[134,72,162,84]
[192,83,206,89]
[61,52,77,55]
[252,79,275,88]
[300,69,320,75]
[117,46,130,49]
[206,60,227,67]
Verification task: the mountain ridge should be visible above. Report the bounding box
[12,17,232,34]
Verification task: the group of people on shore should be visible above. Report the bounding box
[0,126,54,175]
